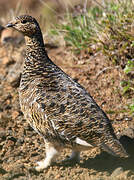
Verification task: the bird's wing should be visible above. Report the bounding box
[31,78,115,147]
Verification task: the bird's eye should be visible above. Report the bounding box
[21,20,27,24]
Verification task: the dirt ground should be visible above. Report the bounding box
[0,31,134,180]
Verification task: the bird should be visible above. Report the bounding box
[6,15,128,171]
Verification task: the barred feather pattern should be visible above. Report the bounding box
[8,15,128,159]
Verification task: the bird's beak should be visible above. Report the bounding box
[6,23,14,28]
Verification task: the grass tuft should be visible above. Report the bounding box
[50,5,103,53]
[50,0,134,113]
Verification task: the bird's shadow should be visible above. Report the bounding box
[58,136,134,173]
[81,136,134,173]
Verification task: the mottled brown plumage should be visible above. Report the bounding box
[7,15,128,171]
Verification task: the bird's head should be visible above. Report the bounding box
[6,15,41,37]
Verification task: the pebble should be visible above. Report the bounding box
[95,178,105,180]
[16,138,24,146]
[111,167,124,177]
[124,116,133,121]
[31,152,39,157]
[0,130,6,140]
[7,136,17,143]
[0,166,7,175]
[55,174,61,179]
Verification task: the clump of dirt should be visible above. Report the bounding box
[0,35,134,180]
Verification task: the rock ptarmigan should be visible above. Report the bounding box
[6,15,128,171]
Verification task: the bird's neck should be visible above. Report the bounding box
[25,33,44,48]
[24,33,49,64]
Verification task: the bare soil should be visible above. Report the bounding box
[0,37,134,180]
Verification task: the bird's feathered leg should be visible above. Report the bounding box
[36,141,59,171]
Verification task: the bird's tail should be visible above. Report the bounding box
[101,138,129,158]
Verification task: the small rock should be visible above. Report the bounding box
[7,139,15,146]
[0,166,7,175]
[7,136,17,143]
[55,174,61,179]
[31,152,39,157]
[95,178,105,180]
[0,130,6,140]
[16,138,24,146]
[111,167,124,177]
[7,130,12,136]
[124,116,133,121]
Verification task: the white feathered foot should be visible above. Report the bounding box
[35,142,59,171]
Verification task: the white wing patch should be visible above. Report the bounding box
[75,137,93,147]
